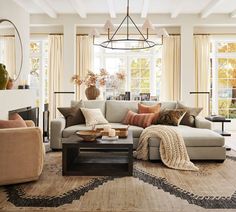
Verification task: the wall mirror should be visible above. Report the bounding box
[0,19,23,81]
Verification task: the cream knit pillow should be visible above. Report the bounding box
[80,108,108,126]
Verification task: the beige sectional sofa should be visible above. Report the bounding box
[50,100,226,161]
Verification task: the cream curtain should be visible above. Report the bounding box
[161,35,181,101]
[2,37,16,78]
[48,35,64,119]
[194,35,210,116]
[76,35,93,100]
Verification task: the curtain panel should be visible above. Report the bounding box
[161,35,181,101]
[194,35,210,116]
[48,35,64,119]
[76,35,93,100]
[1,37,16,78]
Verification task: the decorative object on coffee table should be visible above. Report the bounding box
[76,130,101,142]
[0,64,9,90]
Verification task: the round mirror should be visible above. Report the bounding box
[0,19,23,82]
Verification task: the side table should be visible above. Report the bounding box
[205,117,231,150]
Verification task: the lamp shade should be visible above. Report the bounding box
[142,19,154,31]
[156,28,169,37]
[90,28,100,37]
[104,20,115,31]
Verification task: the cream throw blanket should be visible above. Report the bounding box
[134,125,199,171]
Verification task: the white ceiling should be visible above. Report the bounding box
[13,0,236,19]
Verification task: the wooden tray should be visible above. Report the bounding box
[96,127,128,138]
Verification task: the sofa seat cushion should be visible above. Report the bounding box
[148,125,224,147]
[62,123,143,139]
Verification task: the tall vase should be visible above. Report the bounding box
[85,86,100,100]
[0,64,9,90]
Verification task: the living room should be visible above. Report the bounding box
[1,0,236,211]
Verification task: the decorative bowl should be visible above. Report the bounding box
[76,130,101,142]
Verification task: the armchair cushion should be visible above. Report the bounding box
[0,113,27,129]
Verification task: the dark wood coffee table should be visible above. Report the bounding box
[62,131,133,176]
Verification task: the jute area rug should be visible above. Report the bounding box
[1,151,236,212]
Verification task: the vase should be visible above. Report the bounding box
[6,78,14,89]
[0,64,9,90]
[85,86,100,100]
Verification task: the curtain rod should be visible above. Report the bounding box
[29,32,236,36]
[0,35,15,37]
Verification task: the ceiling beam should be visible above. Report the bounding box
[171,0,186,18]
[141,0,150,18]
[230,9,236,18]
[70,0,87,18]
[32,0,57,18]
[171,9,181,18]
[13,0,31,12]
[200,0,224,18]
[107,0,116,18]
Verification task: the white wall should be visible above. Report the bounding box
[0,0,30,84]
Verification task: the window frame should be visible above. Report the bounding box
[210,37,236,118]
[93,45,162,99]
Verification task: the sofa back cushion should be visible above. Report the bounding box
[71,100,106,116]
[141,101,176,110]
[106,100,138,123]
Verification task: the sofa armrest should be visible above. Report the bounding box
[50,117,66,149]
[195,116,212,130]
[0,127,45,185]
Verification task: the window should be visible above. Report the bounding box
[210,40,236,118]
[94,39,162,100]
[29,38,49,110]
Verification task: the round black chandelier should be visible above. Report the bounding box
[90,0,169,50]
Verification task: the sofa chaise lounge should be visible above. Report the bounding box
[50,100,226,161]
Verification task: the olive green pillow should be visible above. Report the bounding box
[176,101,203,127]
[156,109,186,126]
[57,100,85,127]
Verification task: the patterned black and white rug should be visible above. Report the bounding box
[1,151,236,211]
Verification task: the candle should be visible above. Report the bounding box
[108,129,116,137]
[104,125,111,132]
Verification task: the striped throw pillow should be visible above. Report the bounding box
[123,110,155,128]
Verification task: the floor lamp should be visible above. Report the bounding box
[189,91,211,115]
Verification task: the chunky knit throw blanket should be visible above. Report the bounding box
[133,125,199,171]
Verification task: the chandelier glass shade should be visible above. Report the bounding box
[90,0,169,50]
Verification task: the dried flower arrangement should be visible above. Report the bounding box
[72,68,109,87]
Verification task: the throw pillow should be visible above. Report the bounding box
[176,101,203,127]
[138,102,161,123]
[80,108,108,126]
[156,109,186,126]
[58,100,85,128]
[123,110,155,128]
[0,113,27,129]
